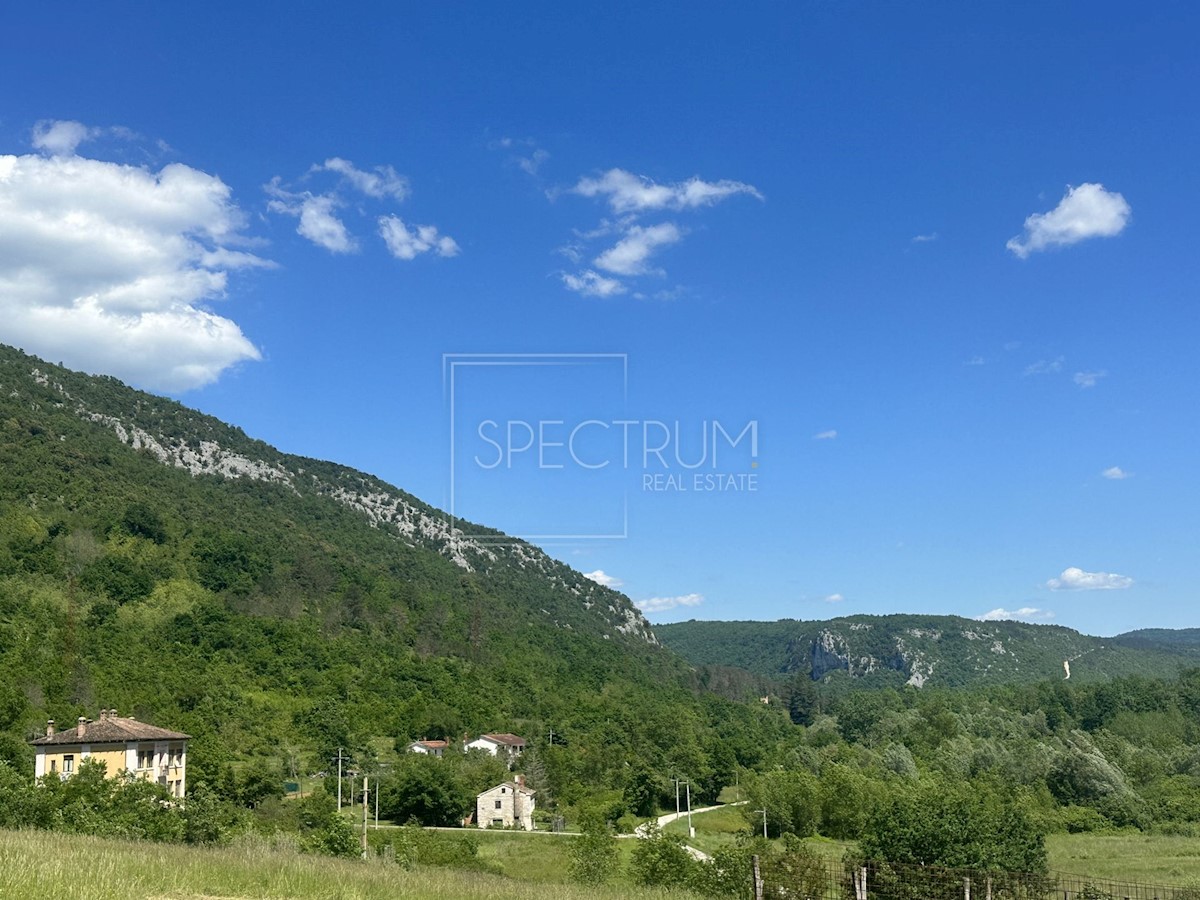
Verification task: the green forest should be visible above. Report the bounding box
[3,343,1200,894]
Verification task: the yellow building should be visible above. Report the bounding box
[29,709,189,798]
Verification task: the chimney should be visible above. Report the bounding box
[45,719,55,737]
[516,774,525,788]
[77,716,87,738]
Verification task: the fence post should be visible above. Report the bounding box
[853,866,868,900]
[964,876,971,900]
[986,876,992,900]
[752,854,763,900]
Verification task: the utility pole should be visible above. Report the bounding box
[361,776,369,858]
[672,777,682,821]
[374,775,379,829]
[548,727,554,747]
[755,807,767,839]
[333,747,349,812]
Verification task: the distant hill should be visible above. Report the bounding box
[655,614,1200,690]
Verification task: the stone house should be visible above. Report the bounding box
[476,775,535,831]
[465,733,525,760]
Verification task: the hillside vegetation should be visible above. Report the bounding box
[0,343,783,807]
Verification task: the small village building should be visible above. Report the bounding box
[476,775,535,831]
[465,733,525,759]
[407,738,449,757]
[29,710,189,798]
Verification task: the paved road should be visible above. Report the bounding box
[632,800,748,861]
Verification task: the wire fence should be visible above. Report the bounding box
[759,858,1200,900]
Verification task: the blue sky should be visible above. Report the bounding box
[2,2,1197,635]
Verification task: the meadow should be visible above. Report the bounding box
[0,828,693,900]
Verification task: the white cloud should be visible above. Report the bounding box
[636,593,704,613]
[1074,370,1107,388]
[593,223,682,276]
[977,607,1054,622]
[813,430,838,440]
[0,142,267,392]
[965,356,985,366]
[583,569,623,588]
[31,120,94,156]
[1046,567,1134,591]
[377,215,460,260]
[1024,356,1064,376]
[1102,466,1132,480]
[562,270,626,298]
[268,159,453,259]
[572,168,762,214]
[266,185,357,254]
[1007,183,1131,258]
[316,157,409,200]
[911,232,939,243]
[519,149,550,176]
[823,593,845,603]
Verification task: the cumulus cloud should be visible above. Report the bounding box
[315,157,409,200]
[813,430,838,440]
[559,167,759,297]
[573,168,762,214]
[593,223,682,276]
[1074,370,1107,388]
[1102,466,1132,480]
[977,607,1054,622]
[265,183,357,253]
[31,119,94,156]
[377,215,460,260]
[1046,567,1134,591]
[0,138,268,392]
[267,158,455,260]
[561,270,626,298]
[583,569,623,588]
[1007,183,1131,258]
[823,593,845,603]
[636,593,704,613]
[911,232,939,243]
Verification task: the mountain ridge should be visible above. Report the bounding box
[656,613,1200,690]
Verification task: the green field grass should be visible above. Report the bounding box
[0,829,696,900]
[1048,833,1200,886]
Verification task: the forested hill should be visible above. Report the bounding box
[656,615,1200,690]
[0,344,777,798]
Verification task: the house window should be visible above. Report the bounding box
[138,750,154,770]
[62,755,74,774]
[492,818,504,826]
[169,748,183,768]
[494,800,502,809]
[49,759,57,774]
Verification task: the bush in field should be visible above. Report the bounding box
[629,823,697,888]
[859,776,1047,873]
[567,814,619,885]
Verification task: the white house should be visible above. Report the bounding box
[407,738,449,757]
[465,733,525,759]
[476,776,535,830]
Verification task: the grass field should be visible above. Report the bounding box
[1048,833,1200,886]
[0,829,696,900]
